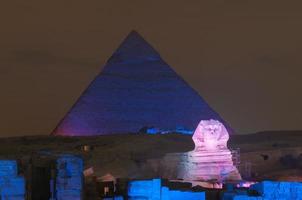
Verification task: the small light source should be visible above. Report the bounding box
[81,145,94,152]
[104,187,109,195]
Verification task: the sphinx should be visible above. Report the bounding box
[161,119,241,183]
[192,119,229,151]
[181,119,241,182]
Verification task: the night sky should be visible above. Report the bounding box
[1,1,301,137]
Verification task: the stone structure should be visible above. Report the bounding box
[0,160,25,200]
[128,179,205,200]
[223,181,302,200]
[181,119,241,182]
[54,155,83,200]
[52,31,232,136]
[161,119,241,183]
[192,119,229,151]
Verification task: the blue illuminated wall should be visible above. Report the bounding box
[54,155,83,200]
[251,181,302,199]
[0,160,25,200]
[223,181,302,200]
[52,31,232,136]
[128,178,205,200]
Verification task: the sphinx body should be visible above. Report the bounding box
[179,119,241,182]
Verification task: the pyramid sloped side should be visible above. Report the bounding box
[52,57,232,136]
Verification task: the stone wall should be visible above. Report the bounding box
[128,178,205,200]
[0,160,25,200]
[55,155,83,200]
[223,181,302,200]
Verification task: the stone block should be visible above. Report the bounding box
[128,179,161,200]
[0,177,25,196]
[166,189,205,200]
[56,177,82,190]
[0,195,24,200]
[0,160,17,177]
[251,181,302,199]
[57,155,83,177]
[56,189,81,200]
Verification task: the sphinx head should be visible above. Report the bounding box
[192,119,229,151]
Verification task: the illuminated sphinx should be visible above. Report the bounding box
[180,119,241,182]
[193,119,229,151]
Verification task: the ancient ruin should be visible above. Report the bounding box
[180,119,241,182]
[161,119,241,182]
[52,31,232,136]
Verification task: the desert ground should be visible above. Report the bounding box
[0,131,301,181]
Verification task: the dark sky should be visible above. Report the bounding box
[1,1,302,136]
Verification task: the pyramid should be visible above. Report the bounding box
[52,31,232,136]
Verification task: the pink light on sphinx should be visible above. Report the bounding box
[178,119,242,182]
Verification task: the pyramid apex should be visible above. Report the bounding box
[107,31,160,64]
[125,30,145,40]
[128,30,140,35]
